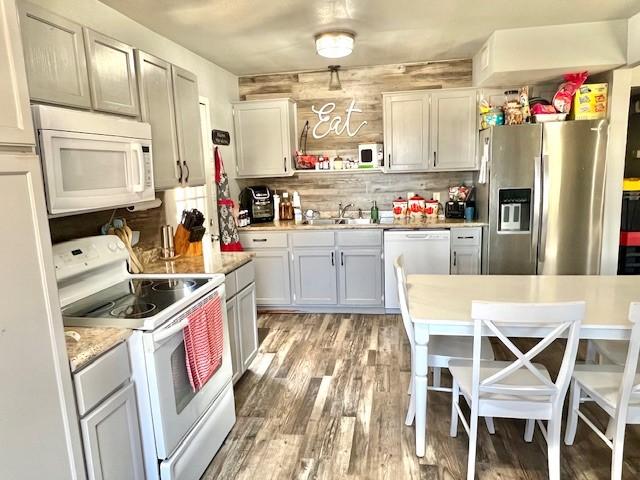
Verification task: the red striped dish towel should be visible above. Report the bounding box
[183,295,224,392]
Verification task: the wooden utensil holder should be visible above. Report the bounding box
[174,224,203,257]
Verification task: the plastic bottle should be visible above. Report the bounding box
[272,191,280,221]
[280,192,294,221]
[292,191,302,222]
[370,200,379,223]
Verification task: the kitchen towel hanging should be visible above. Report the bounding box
[215,146,243,251]
[183,295,224,392]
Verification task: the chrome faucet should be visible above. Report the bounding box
[337,202,354,218]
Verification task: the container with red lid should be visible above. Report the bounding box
[424,199,439,219]
[392,197,408,219]
[408,195,426,219]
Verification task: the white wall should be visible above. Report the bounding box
[28,0,239,232]
[629,12,640,67]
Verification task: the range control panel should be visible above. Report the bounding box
[53,235,129,282]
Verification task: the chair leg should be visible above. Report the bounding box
[605,417,616,440]
[466,402,479,480]
[484,416,495,435]
[433,367,442,389]
[524,419,535,442]
[405,375,416,426]
[610,419,627,480]
[407,374,413,395]
[450,380,459,437]
[564,380,581,446]
[585,340,598,364]
[547,413,562,480]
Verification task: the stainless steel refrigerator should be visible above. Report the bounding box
[476,120,608,275]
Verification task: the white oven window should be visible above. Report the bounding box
[170,342,196,414]
[60,148,128,191]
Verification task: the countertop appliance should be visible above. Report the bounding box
[239,186,274,223]
[54,236,234,480]
[476,120,608,274]
[445,201,466,219]
[383,230,451,309]
[32,105,155,216]
[358,143,383,168]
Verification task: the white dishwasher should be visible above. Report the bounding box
[384,230,451,309]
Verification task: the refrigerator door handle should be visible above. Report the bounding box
[538,154,551,271]
[531,155,542,268]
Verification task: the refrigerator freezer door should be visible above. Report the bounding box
[487,124,542,274]
[539,120,608,274]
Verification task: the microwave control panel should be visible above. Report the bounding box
[142,145,153,188]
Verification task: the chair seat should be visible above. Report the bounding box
[573,364,640,414]
[428,336,494,367]
[592,339,629,366]
[449,360,553,402]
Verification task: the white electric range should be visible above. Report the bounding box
[54,235,235,480]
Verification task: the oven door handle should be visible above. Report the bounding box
[152,318,190,346]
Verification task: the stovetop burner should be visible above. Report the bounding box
[62,277,211,321]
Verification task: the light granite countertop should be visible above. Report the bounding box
[64,326,131,372]
[144,242,254,276]
[238,218,485,231]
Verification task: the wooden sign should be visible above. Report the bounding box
[211,129,231,145]
[311,99,368,139]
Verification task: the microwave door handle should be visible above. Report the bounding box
[130,144,145,193]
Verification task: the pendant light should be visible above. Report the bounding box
[328,65,342,91]
[315,31,355,58]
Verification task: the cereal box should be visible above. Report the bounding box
[571,83,608,120]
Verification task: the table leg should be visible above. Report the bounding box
[414,326,429,457]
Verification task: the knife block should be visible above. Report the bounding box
[174,224,203,257]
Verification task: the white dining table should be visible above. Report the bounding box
[407,274,640,458]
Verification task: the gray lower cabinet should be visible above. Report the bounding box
[450,227,482,275]
[292,248,338,305]
[225,297,241,383]
[80,382,145,480]
[237,284,259,370]
[338,248,383,306]
[250,250,291,305]
[18,1,92,109]
[83,28,139,116]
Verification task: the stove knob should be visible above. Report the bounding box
[117,241,126,250]
[108,242,118,252]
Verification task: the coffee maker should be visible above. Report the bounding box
[239,186,274,223]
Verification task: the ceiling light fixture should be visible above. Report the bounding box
[315,31,355,58]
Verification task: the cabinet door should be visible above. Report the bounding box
[226,296,242,383]
[383,92,430,172]
[252,250,291,305]
[451,246,481,275]
[135,50,180,189]
[18,1,91,110]
[234,101,291,177]
[237,284,258,371]
[338,248,383,306]
[81,382,145,480]
[172,65,205,186]
[431,89,478,171]
[1,153,85,478]
[84,28,139,116]
[292,248,337,305]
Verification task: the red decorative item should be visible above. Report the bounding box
[214,147,243,252]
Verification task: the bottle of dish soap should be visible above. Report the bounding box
[370,200,379,223]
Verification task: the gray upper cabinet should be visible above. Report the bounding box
[0,0,34,145]
[338,248,383,306]
[18,1,91,109]
[172,65,205,187]
[292,248,338,305]
[233,99,296,178]
[84,28,139,116]
[430,88,478,171]
[383,92,430,172]
[135,50,180,189]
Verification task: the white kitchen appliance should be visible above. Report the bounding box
[32,105,155,215]
[383,230,451,309]
[358,143,383,167]
[54,236,234,480]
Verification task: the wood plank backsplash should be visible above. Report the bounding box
[239,59,472,157]
[237,171,475,215]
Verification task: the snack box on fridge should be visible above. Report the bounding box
[570,83,608,120]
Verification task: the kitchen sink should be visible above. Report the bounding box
[302,218,373,225]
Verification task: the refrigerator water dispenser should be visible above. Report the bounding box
[498,189,531,232]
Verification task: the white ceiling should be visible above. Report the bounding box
[101,0,640,76]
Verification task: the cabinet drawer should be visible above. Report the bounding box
[290,231,335,247]
[450,227,481,246]
[74,342,130,416]
[239,232,288,249]
[225,270,238,299]
[336,230,382,247]
[236,260,255,291]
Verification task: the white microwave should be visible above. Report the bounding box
[32,105,155,215]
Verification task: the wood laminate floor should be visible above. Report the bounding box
[202,313,640,479]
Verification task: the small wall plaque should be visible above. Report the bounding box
[211,129,231,145]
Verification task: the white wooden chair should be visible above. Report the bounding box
[394,255,495,427]
[449,300,585,480]
[586,339,628,366]
[564,303,640,480]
